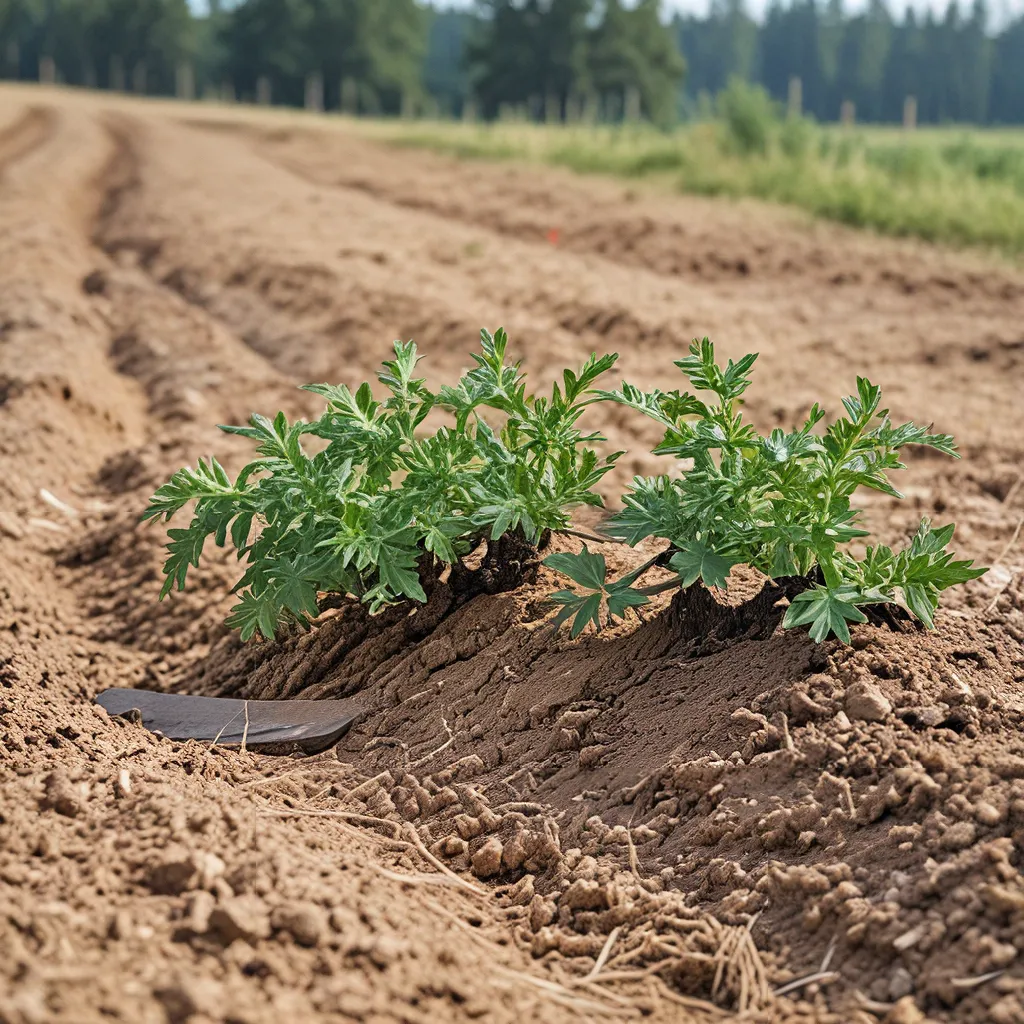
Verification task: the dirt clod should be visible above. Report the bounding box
[271,901,327,947]
[208,895,272,945]
[471,836,504,879]
[845,680,893,722]
[155,976,224,1024]
[39,769,84,817]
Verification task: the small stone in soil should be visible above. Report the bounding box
[845,681,892,722]
[889,966,915,1001]
[271,901,327,948]
[40,770,83,817]
[154,976,224,1024]
[208,895,271,945]
[941,821,976,850]
[471,837,503,879]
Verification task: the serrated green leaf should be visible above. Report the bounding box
[669,542,736,590]
[543,546,607,592]
[607,587,649,619]
[569,592,602,639]
[783,588,868,643]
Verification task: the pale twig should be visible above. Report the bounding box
[39,488,79,518]
[210,705,246,749]
[369,862,473,889]
[260,805,486,896]
[984,515,1024,615]
[573,965,665,986]
[585,926,622,980]
[421,896,633,1018]
[1001,474,1023,509]
[409,714,454,768]
[403,822,487,896]
[239,765,332,788]
[711,926,741,1001]
[624,826,642,881]
[571,980,638,1008]
[649,977,727,1017]
[773,970,839,996]
[855,995,895,1013]
[491,967,635,1017]
[240,700,250,754]
[820,771,856,817]
[819,934,838,973]
[991,515,1024,565]
[952,969,1005,989]
[604,942,649,972]
[557,528,615,545]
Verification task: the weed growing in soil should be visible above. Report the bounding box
[144,330,620,639]
[548,338,986,642]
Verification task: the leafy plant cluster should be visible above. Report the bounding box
[148,330,984,645]
[144,330,620,640]
[549,338,985,642]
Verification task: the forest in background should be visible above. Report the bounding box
[0,0,1020,125]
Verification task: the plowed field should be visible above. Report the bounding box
[2,87,1024,1024]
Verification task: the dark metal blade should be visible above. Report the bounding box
[95,688,362,755]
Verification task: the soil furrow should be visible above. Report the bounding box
[4,92,1024,1024]
[242,121,1024,303]
[0,105,56,176]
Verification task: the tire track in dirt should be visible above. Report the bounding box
[0,105,56,178]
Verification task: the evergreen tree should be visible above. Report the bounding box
[424,7,472,114]
[221,0,424,111]
[990,14,1024,124]
[0,0,1019,125]
[589,0,685,125]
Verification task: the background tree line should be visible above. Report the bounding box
[680,0,1023,126]
[0,0,1020,125]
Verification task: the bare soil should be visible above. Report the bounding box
[2,87,1024,1024]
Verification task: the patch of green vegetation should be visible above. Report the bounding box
[548,338,985,643]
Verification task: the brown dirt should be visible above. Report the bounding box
[2,86,1024,1024]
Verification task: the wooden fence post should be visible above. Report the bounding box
[38,55,55,85]
[175,63,195,101]
[788,76,803,118]
[903,95,917,131]
[840,99,855,126]
[340,76,357,115]
[110,56,124,92]
[256,76,271,106]
[624,85,642,122]
[305,72,323,112]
